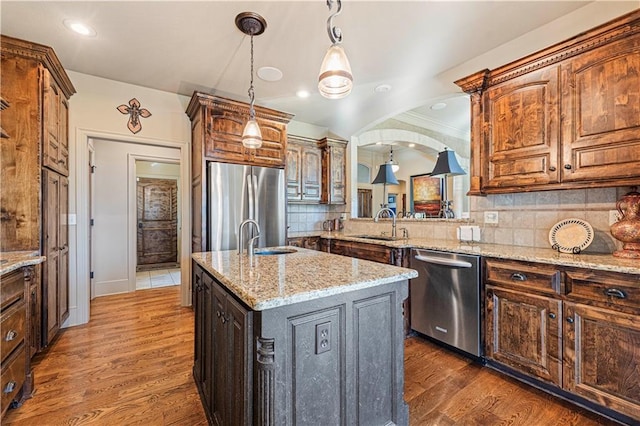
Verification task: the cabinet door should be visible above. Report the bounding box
[286,145,302,200]
[301,145,322,202]
[204,111,246,164]
[225,292,251,425]
[211,281,228,425]
[483,66,560,190]
[58,176,69,325]
[563,302,640,420]
[42,169,60,345]
[322,142,346,204]
[193,265,204,386]
[251,120,286,168]
[58,97,69,176]
[560,36,640,183]
[42,69,61,174]
[486,285,562,386]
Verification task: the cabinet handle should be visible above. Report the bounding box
[510,273,527,281]
[564,164,572,170]
[549,166,556,172]
[3,381,16,394]
[566,317,575,324]
[216,310,221,318]
[548,313,556,319]
[604,288,627,299]
[5,330,18,341]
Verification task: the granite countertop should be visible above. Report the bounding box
[192,247,418,311]
[317,233,640,275]
[0,251,46,275]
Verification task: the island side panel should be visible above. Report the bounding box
[255,279,409,426]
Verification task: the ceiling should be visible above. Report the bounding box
[2,1,628,139]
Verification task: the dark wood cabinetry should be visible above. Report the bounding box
[1,266,36,421]
[319,137,347,205]
[456,10,640,194]
[0,36,74,352]
[193,263,251,425]
[484,258,640,422]
[287,236,320,251]
[286,136,322,203]
[321,238,408,267]
[186,92,293,253]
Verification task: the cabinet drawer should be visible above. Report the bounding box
[1,346,25,414]
[485,259,562,295]
[565,268,640,313]
[1,303,26,361]
[1,269,25,310]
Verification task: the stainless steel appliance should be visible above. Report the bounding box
[410,249,481,357]
[208,162,286,251]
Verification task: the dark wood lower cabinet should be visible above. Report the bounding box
[485,258,640,423]
[486,285,563,387]
[320,238,408,267]
[192,260,408,425]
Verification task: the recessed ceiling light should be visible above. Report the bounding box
[430,102,447,110]
[257,66,283,82]
[63,19,96,37]
[296,90,310,98]
[408,143,415,148]
[374,84,392,93]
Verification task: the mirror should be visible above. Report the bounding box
[352,94,471,219]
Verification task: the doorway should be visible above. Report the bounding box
[136,177,179,271]
[357,189,372,218]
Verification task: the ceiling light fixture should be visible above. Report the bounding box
[236,12,267,149]
[389,146,400,173]
[318,0,353,99]
[63,19,96,37]
[296,90,310,98]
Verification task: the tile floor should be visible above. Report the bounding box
[136,268,181,289]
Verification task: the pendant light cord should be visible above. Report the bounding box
[248,33,256,120]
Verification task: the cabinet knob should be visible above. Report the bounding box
[510,273,527,281]
[4,330,18,341]
[3,381,16,394]
[566,317,575,324]
[604,288,626,299]
[548,313,556,319]
[549,166,556,172]
[564,164,572,170]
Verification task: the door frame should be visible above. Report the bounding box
[130,157,180,287]
[75,128,190,326]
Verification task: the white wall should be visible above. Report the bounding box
[67,71,191,327]
[92,141,181,297]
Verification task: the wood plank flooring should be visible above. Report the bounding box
[4,287,618,425]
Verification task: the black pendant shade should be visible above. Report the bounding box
[372,163,399,185]
[430,149,466,177]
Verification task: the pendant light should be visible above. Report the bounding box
[236,12,266,149]
[318,0,353,99]
[390,146,399,173]
[430,148,466,219]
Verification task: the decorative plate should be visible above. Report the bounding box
[548,218,594,254]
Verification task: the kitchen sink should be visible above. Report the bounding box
[254,248,298,256]
[351,235,398,241]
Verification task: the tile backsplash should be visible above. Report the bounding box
[287,203,346,233]
[341,186,635,255]
[469,187,632,254]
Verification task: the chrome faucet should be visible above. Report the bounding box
[238,219,261,263]
[374,207,397,239]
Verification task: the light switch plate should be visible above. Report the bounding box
[68,213,77,225]
[484,211,499,224]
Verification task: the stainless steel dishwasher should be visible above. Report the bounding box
[410,249,482,357]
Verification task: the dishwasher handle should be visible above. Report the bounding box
[414,254,473,268]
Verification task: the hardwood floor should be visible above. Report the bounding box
[4,287,618,425]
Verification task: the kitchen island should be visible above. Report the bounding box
[192,248,417,426]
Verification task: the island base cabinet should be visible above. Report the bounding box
[192,261,409,426]
[563,302,640,420]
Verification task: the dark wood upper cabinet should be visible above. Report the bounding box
[286,136,322,203]
[456,10,640,194]
[319,137,347,205]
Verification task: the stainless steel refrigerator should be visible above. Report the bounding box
[207,162,286,251]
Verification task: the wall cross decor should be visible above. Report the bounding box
[117,98,152,134]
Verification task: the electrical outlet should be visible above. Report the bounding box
[609,210,621,226]
[484,211,499,224]
[315,322,331,354]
